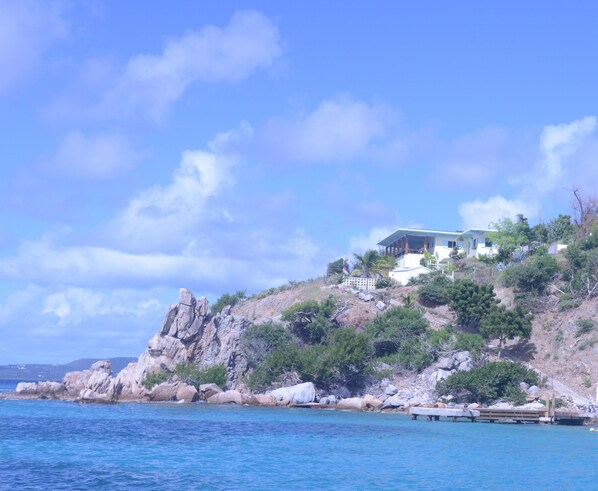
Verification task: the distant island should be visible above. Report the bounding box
[0,357,137,382]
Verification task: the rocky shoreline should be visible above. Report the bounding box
[2,287,591,418]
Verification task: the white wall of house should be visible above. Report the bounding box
[397,253,425,268]
[390,265,432,285]
[462,234,497,258]
[432,236,460,260]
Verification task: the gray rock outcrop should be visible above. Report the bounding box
[270,382,316,405]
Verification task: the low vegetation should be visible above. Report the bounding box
[212,290,246,314]
[436,361,538,405]
[142,362,228,390]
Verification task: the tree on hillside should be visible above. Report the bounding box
[352,250,380,278]
[572,188,598,238]
[326,258,344,276]
[449,280,498,328]
[352,250,397,278]
[479,305,532,357]
[547,214,574,243]
[488,215,532,261]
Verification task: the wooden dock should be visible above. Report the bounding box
[410,406,592,425]
[477,408,543,423]
[410,407,480,422]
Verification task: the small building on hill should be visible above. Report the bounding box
[377,227,497,284]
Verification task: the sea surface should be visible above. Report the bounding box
[0,379,595,490]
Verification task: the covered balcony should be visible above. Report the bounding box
[382,234,435,259]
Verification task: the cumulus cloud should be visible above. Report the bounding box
[98,10,282,120]
[48,131,141,179]
[0,122,322,293]
[349,225,400,254]
[0,0,69,92]
[458,195,534,230]
[0,284,166,363]
[530,116,596,196]
[458,116,598,228]
[107,125,248,253]
[259,94,395,163]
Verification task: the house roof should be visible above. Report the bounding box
[377,227,496,247]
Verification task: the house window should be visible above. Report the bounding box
[485,238,493,248]
[447,241,457,248]
[473,239,478,249]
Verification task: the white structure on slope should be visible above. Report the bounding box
[378,227,498,285]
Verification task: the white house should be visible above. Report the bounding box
[377,227,498,285]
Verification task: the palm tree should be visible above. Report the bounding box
[352,250,380,278]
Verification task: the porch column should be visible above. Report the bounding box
[405,236,409,254]
[423,237,428,252]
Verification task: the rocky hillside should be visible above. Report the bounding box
[6,276,595,408]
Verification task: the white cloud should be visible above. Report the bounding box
[98,10,282,120]
[458,116,598,228]
[0,121,323,293]
[458,195,534,230]
[107,126,247,252]
[349,225,400,254]
[530,116,596,196]
[48,131,140,179]
[259,94,395,163]
[0,284,166,363]
[0,0,69,92]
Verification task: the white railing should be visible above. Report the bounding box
[343,276,376,290]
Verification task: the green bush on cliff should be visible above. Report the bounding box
[449,280,498,328]
[141,362,228,390]
[142,370,170,389]
[436,361,538,405]
[240,322,295,367]
[417,272,452,306]
[503,253,558,294]
[281,296,337,344]
[212,290,246,314]
[245,327,373,393]
[365,306,429,357]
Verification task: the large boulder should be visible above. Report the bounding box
[253,394,276,406]
[199,383,223,401]
[15,382,38,395]
[362,395,383,410]
[336,397,364,411]
[150,383,178,402]
[270,382,316,405]
[382,394,408,409]
[207,390,244,404]
[176,383,199,403]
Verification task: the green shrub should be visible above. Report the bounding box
[212,290,246,314]
[141,370,170,389]
[558,294,582,311]
[375,277,395,289]
[246,345,302,392]
[436,361,538,405]
[281,297,337,344]
[196,364,228,388]
[142,362,229,391]
[503,254,558,294]
[173,361,228,389]
[310,328,373,390]
[326,258,344,276]
[575,318,595,337]
[417,273,452,306]
[455,332,486,360]
[449,280,497,328]
[240,322,294,367]
[365,307,429,356]
[479,304,532,354]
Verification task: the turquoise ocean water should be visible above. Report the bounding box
[0,380,596,490]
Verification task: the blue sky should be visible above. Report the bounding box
[1,1,598,363]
